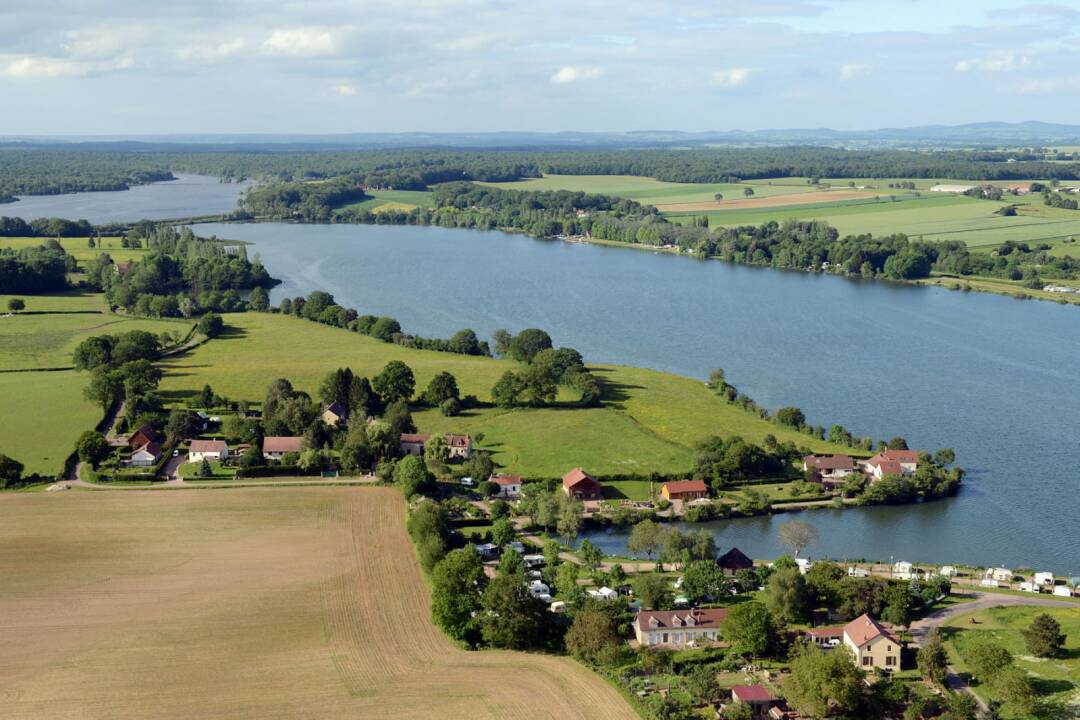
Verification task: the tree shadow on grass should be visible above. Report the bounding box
[1030,678,1074,696]
[590,367,645,409]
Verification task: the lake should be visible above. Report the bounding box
[193,221,1080,574]
[2,174,247,224]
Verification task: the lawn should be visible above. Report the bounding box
[0,236,150,267]
[177,459,237,480]
[942,605,1080,717]
[0,370,101,476]
[337,189,436,213]
[0,487,638,720]
[157,312,851,478]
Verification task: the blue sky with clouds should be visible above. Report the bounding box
[1,0,1078,134]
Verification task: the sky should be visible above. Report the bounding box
[1,0,1079,134]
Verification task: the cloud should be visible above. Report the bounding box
[3,56,92,78]
[1011,75,1080,94]
[839,63,871,81]
[62,28,126,60]
[262,28,340,57]
[550,66,604,84]
[176,39,246,63]
[335,83,358,96]
[711,67,751,87]
[955,50,1032,73]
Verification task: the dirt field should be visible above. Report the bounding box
[0,487,637,720]
[656,189,881,212]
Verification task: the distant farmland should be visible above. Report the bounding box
[0,487,640,720]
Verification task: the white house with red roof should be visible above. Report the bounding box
[188,439,229,463]
[446,434,473,459]
[729,685,777,719]
[842,613,902,671]
[860,449,919,481]
[489,474,522,498]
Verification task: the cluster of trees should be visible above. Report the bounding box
[0,216,95,237]
[239,176,369,221]
[692,435,793,488]
[489,328,600,408]
[1044,188,1080,210]
[73,329,167,427]
[279,290,492,358]
[0,239,75,293]
[0,150,173,200]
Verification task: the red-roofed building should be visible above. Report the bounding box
[262,436,303,460]
[861,450,919,481]
[562,467,602,500]
[804,626,843,647]
[842,613,902,670]
[730,685,776,718]
[633,608,727,647]
[127,423,159,450]
[660,479,708,502]
[803,454,856,485]
[489,474,522,499]
[446,434,473,460]
[717,547,754,575]
[400,433,431,457]
[188,439,229,462]
[130,441,161,467]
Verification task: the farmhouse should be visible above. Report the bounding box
[633,608,727,647]
[262,436,303,460]
[861,449,919,481]
[803,454,855,484]
[661,479,709,502]
[562,467,602,500]
[729,685,777,719]
[489,474,522,498]
[321,402,348,427]
[805,626,843,647]
[127,423,160,449]
[717,547,754,575]
[400,433,430,457]
[446,434,473,459]
[188,439,229,463]
[842,614,901,671]
[130,441,161,467]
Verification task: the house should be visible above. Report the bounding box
[562,467,602,501]
[1035,571,1055,586]
[490,474,522,498]
[848,566,871,578]
[446,434,473,460]
[188,439,229,463]
[861,450,919,481]
[805,626,843,648]
[803,454,856,484]
[321,402,348,427]
[127,423,159,449]
[717,547,754,575]
[262,436,303,461]
[893,561,915,580]
[729,686,776,719]
[768,704,803,720]
[633,608,727,647]
[130,441,161,467]
[400,433,430,457]
[986,567,1013,583]
[113,260,134,276]
[660,479,709,502]
[843,614,902,671]
[1007,182,1031,195]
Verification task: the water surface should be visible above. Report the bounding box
[194,222,1080,572]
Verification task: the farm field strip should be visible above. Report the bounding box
[0,370,101,476]
[0,488,640,720]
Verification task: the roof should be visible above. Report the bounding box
[562,467,597,490]
[806,626,843,637]
[843,614,899,647]
[662,479,708,495]
[804,454,854,471]
[717,547,754,570]
[262,436,303,453]
[133,441,161,457]
[128,423,158,442]
[323,401,347,417]
[872,460,903,475]
[868,449,919,465]
[189,439,227,453]
[635,608,727,630]
[491,474,522,486]
[732,685,775,703]
[400,433,431,444]
[446,434,471,448]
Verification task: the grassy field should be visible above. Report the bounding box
[0,236,150,266]
[157,312,849,478]
[0,487,638,720]
[338,189,437,214]
[478,174,816,205]
[0,370,101,476]
[942,605,1080,717]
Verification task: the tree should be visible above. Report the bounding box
[882,581,914,628]
[372,361,415,403]
[765,566,811,623]
[448,328,483,355]
[196,384,215,409]
[917,629,949,685]
[480,573,548,649]
[1023,613,1066,658]
[197,312,224,338]
[165,409,199,445]
[554,562,583,603]
[393,455,431,498]
[492,329,513,357]
[431,548,488,646]
[519,360,558,406]
[743,187,755,198]
[632,573,670,610]
[319,367,354,408]
[75,430,107,464]
[940,693,978,720]
[491,370,523,408]
[722,601,778,659]
[992,666,1034,715]
[565,603,621,664]
[627,519,664,566]
[682,561,729,603]
[72,335,114,371]
[369,316,401,342]
[578,539,603,571]
[422,371,459,406]
[556,496,583,546]
[198,458,212,477]
[7,298,25,313]
[778,520,817,558]
[932,448,956,466]
[684,664,723,705]
[491,517,516,546]
[774,406,805,427]
[424,435,450,467]
[238,444,263,468]
[221,414,247,443]
[0,453,24,488]
[967,642,1013,683]
[722,701,753,720]
[507,328,552,363]
[248,286,270,312]
[713,193,724,203]
[784,644,865,718]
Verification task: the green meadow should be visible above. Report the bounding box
[478,174,815,205]
[158,312,850,478]
[338,189,437,214]
[0,236,150,266]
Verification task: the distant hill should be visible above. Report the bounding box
[4,122,1080,150]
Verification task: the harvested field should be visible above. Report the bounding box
[656,189,882,212]
[0,487,638,720]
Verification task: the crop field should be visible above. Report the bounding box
[478,174,816,205]
[0,370,100,476]
[0,487,639,720]
[942,605,1080,717]
[338,189,436,214]
[157,313,848,477]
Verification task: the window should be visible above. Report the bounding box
[886,656,896,667]
[662,633,668,643]
[862,656,872,666]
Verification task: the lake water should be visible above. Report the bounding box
[193,222,1080,574]
[2,174,247,224]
